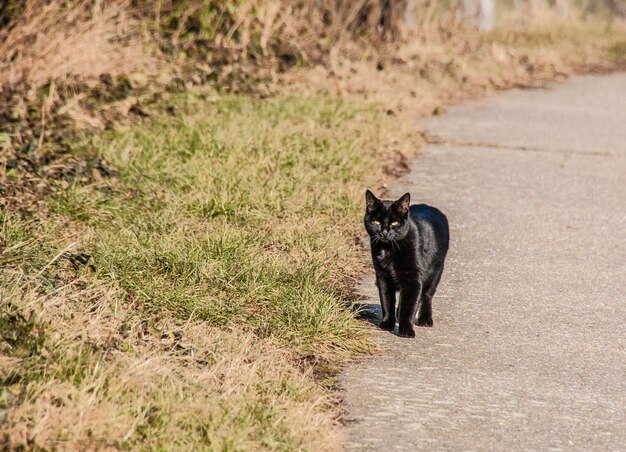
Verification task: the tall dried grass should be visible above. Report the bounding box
[0,0,473,92]
[0,0,157,91]
[0,0,621,91]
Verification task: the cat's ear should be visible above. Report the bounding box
[365,190,380,213]
[394,193,410,217]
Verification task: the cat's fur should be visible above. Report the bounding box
[364,190,449,338]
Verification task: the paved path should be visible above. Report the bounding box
[343,74,626,451]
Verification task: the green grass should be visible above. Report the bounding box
[1,91,382,449]
[61,94,376,354]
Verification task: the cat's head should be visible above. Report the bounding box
[364,190,411,244]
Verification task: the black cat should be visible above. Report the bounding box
[364,190,449,338]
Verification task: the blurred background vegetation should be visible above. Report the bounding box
[1,0,624,160]
[1,0,625,91]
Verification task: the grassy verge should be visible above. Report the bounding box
[1,93,387,449]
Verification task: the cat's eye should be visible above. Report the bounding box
[390,221,400,228]
[373,220,381,225]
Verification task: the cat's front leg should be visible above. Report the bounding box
[397,283,421,338]
[375,274,396,331]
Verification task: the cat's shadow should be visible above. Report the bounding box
[353,303,381,322]
[352,299,385,327]
[352,297,410,337]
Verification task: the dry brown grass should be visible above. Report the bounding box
[1,1,625,93]
[281,17,626,145]
[0,0,412,90]
[1,258,340,450]
[0,0,158,91]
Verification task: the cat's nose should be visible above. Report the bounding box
[382,230,389,236]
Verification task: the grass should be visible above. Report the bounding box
[0,92,384,449]
[60,94,377,352]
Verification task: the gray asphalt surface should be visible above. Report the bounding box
[342,74,626,451]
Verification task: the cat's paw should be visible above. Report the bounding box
[378,320,395,331]
[397,325,415,338]
[416,316,433,327]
